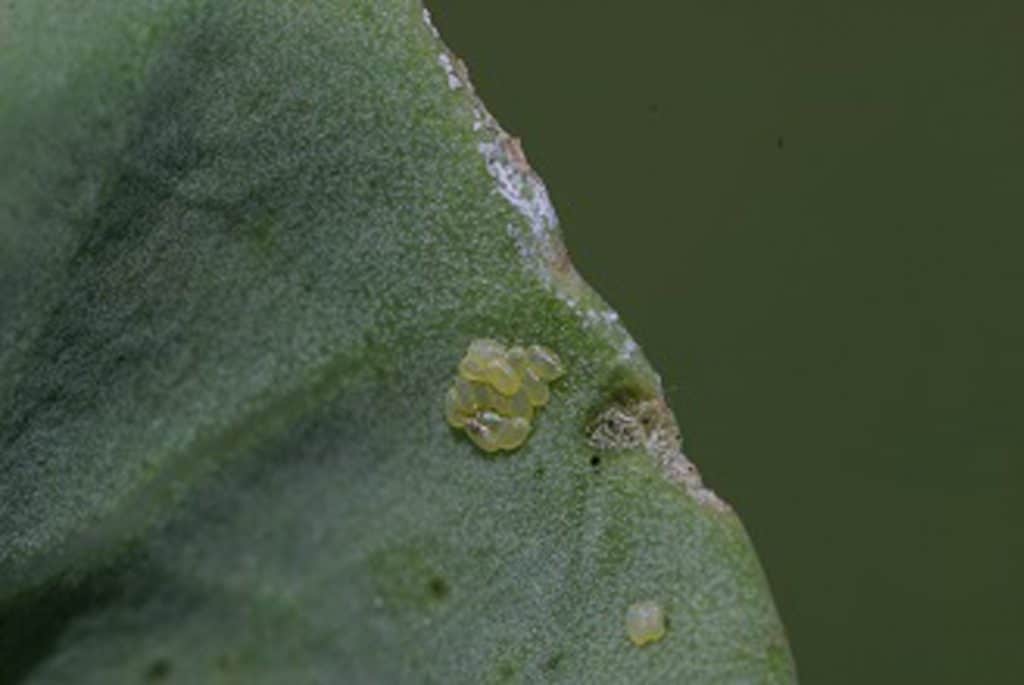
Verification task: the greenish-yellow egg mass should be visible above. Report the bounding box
[445,338,564,452]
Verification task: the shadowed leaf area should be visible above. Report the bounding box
[0,1,795,682]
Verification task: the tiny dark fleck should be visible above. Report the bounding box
[145,659,172,681]
[534,466,546,479]
[428,576,449,600]
[590,455,601,469]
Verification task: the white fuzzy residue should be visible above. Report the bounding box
[478,140,558,242]
[423,22,644,369]
[620,338,639,361]
[478,137,644,365]
[421,25,712,507]
[422,8,440,38]
[437,53,462,90]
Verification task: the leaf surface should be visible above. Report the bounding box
[0,1,795,682]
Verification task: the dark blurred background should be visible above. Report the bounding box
[427,2,1024,682]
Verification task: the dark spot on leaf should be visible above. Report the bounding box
[145,659,172,681]
[368,545,451,609]
[590,455,601,469]
[428,576,449,600]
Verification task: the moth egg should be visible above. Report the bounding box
[454,376,491,411]
[476,383,503,412]
[458,355,487,382]
[494,416,531,450]
[444,387,467,427]
[506,387,533,420]
[459,338,507,381]
[464,412,503,453]
[526,344,565,381]
[482,356,521,396]
[625,601,666,647]
[506,345,529,373]
[520,367,550,407]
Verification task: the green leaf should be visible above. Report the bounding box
[0,1,796,682]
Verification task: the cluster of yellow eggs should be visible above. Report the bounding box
[445,339,565,452]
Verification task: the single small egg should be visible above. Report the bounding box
[458,338,506,381]
[506,345,529,373]
[478,383,504,410]
[494,416,531,450]
[458,339,505,376]
[444,387,467,427]
[482,356,521,395]
[526,344,565,381]
[452,376,483,412]
[520,367,550,407]
[458,357,486,381]
[479,384,506,413]
[625,600,666,647]
[506,387,533,420]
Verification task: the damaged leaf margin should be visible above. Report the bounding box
[422,8,726,511]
